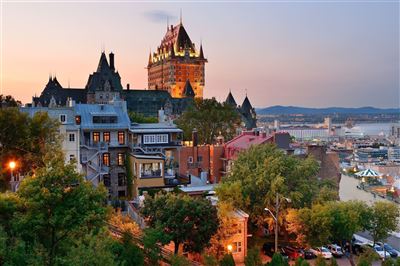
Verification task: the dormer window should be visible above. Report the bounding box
[60,114,67,123]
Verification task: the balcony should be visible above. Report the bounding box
[140,169,162,178]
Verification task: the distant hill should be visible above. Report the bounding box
[256,106,400,115]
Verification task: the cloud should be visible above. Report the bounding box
[143,10,178,24]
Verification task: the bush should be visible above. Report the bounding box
[269,253,289,266]
[170,254,190,266]
[315,255,327,266]
[294,257,310,266]
[382,258,395,266]
[245,248,262,266]
[219,253,235,266]
[330,257,338,266]
[203,254,219,266]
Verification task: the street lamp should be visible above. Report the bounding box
[264,193,291,254]
[9,161,16,180]
[361,177,366,189]
[227,244,233,253]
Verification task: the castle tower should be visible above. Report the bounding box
[147,20,207,98]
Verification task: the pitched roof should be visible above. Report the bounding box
[199,44,205,59]
[97,52,109,72]
[183,80,195,97]
[241,96,253,113]
[160,24,195,53]
[225,91,237,106]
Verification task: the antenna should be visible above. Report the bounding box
[167,16,169,30]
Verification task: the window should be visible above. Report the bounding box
[118,173,126,186]
[69,133,75,142]
[143,134,168,144]
[102,153,110,166]
[188,156,193,163]
[198,156,203,162]
[93,132,100,143]
[60,114,66,123]
[69,154,75,162]
[118,131,125,145]
[92,116,118,124]
[117,153,124,166]
[118,190,126,197]
[231,242,242,253]
[103,174,111,187]
[103,132,110,143]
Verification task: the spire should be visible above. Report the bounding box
[183,79,195,98]
[241,94,253,113]
[225,91,237,106]
[97,52,109,72]
[167,16,169,31]
[148,50,152,66]
[180,8,182,25]
[199,43,205,59]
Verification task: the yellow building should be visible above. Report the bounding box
[147,20,207,98]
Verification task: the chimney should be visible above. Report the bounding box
[109,52,115,70]
[127,83,130,90]
[158,108,165,123]
[192,129,198,147]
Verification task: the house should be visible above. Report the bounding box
[20,105,81,172]
[128,117,189,197]
[75,99,131,198]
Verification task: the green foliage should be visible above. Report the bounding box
[217,144,320,228]
[366,201,400,244]
[0,108,60,190]
[357,246,379,266]
[125,152,133,199]
[0,95,21,107]
[294,257,310,266]
[128,111,158,123]
[111,232,144,266]
[203,254,219,266]
[170,254,191,266]
[175,98,241,144]
[219,253,235,266]
[244,248,263,266]
[142,227,169,265]
[0,152,109,265]
[314,255,327,266]
[141,192,219,254]
[269,253,289,266]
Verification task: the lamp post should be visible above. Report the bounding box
[361,177,366,190]
[9,161,16,192]
[264,192,291,254]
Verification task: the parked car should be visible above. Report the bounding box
[369,244,391,260]
[283,246,304,260]
[298,248,317,260]
[310,247,333,259]
[327,244,344,258]
[262,243,289,260]
[376,242,399,258]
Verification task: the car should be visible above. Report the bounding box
[327,244,344,258]
[310,247,333,259]
[369,244,391,260]
[299,248,317,260]
[376,242,399,258]
[283,246,304,260]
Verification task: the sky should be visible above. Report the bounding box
[1,1,399,108]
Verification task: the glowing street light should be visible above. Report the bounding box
[227,244,233,253]
[9,161,16,170]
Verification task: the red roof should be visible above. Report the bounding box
[224,131,273,160]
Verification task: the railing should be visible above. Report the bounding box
[140,169,162,178]
[187,162,202,169]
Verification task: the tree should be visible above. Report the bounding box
[0,108,60,190]
[217,144,320,229]
[143,227,170,265]
[244,248,263,266]
[294,257,310,266]
[5,153,108,265]
[109,208,140,236]
[128,111,158,123]
[219,253,235,266]
[207,202,238,259]
[269,253,288,266]
[175,98,241,144]
[141,192,219,254]
[170,254,191,266]
[366,201,400,245]
[314,255,327,266]
[111,232,144,266]
[203,254,219,266]
[0,94,21,108]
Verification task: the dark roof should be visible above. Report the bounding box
[241,96,253,113]
[225,91,237,106]
[199,44,205,59]
[86,52,123,92]
[183,80,195,98]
